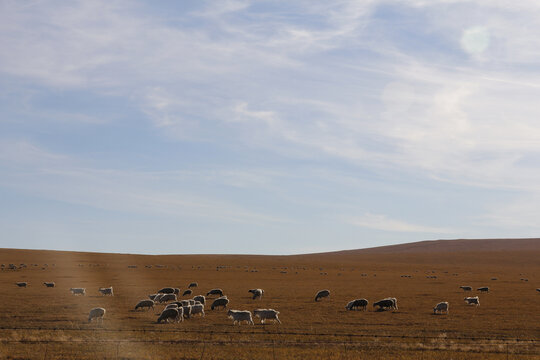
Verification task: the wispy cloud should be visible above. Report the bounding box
[346,213,453,234]
[0,141,288,225]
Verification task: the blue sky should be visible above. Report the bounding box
[1,0,540,254]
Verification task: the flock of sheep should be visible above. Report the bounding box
[57,283,278,325]
[133,286,279,325]
[315,284,498,316]
[13,271,540,326]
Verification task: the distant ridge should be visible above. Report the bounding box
[1,238,539,258]
[320,238,540,255]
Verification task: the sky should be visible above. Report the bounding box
[1,0,540,255]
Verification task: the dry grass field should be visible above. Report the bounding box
[0,239,538,359]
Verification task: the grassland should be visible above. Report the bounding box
[0,239,538,359]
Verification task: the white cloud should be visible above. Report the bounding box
[347,213,453,234]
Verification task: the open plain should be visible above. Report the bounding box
[0,239,538,359]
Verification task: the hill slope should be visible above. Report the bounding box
[317,238,540,255]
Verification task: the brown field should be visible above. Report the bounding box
[0,239,539,359]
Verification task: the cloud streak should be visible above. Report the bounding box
[347,213,453,234]
[0,141,288,225]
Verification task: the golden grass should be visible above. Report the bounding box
[0,245,538,359]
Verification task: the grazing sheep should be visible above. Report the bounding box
[248,288,264,300]
[464,296,480,306]
[191,303,205,317]
[70,288,86,296]
[183,289,192,296]
[158,293,177,303]
[433,302,449,315]
[345,298,368,311]
[43,282,55,288]
[211,296,229,310]
[149,294,159,301]
[477,287,489,293]
[165,303,179,310]
[179,300,190,307]
[536,288,540,293]
[157,287,176,294]
[227,310,254,325]
[460,286,472,291]
[153,294,165,303]
[193,295,205,305]
[88,307,106,323]
[98,287,114,296]
[157,308,181,323]
[182,305,192,319]
[315,289,330,302]
[207,288,224,297]
[188,282,198,288]
[135,299,154,311]
[253,309,280,324]
[373,298,398,311]
[16,282,27,288]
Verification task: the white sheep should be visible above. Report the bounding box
[248,289,264,300]
[373,297,398,311]
[157,308,182,323]
[211,296,229,310]
[433,301,449,314]
[227,310,254,325]
[98,287,114,296]
[253,309,280,324]
[88,307,106,323]
[70,288,86,296]
[158,293,177,303]
[206,288,224,297]
[193,295,205,305]
[345,298,368,311]
[190,303,205,317]
[135,299,154,311]
[165,303,179,310]
[464,296,480,306]
[182,305,192,319]
[315,289,330,302]
[157,287,176,294]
